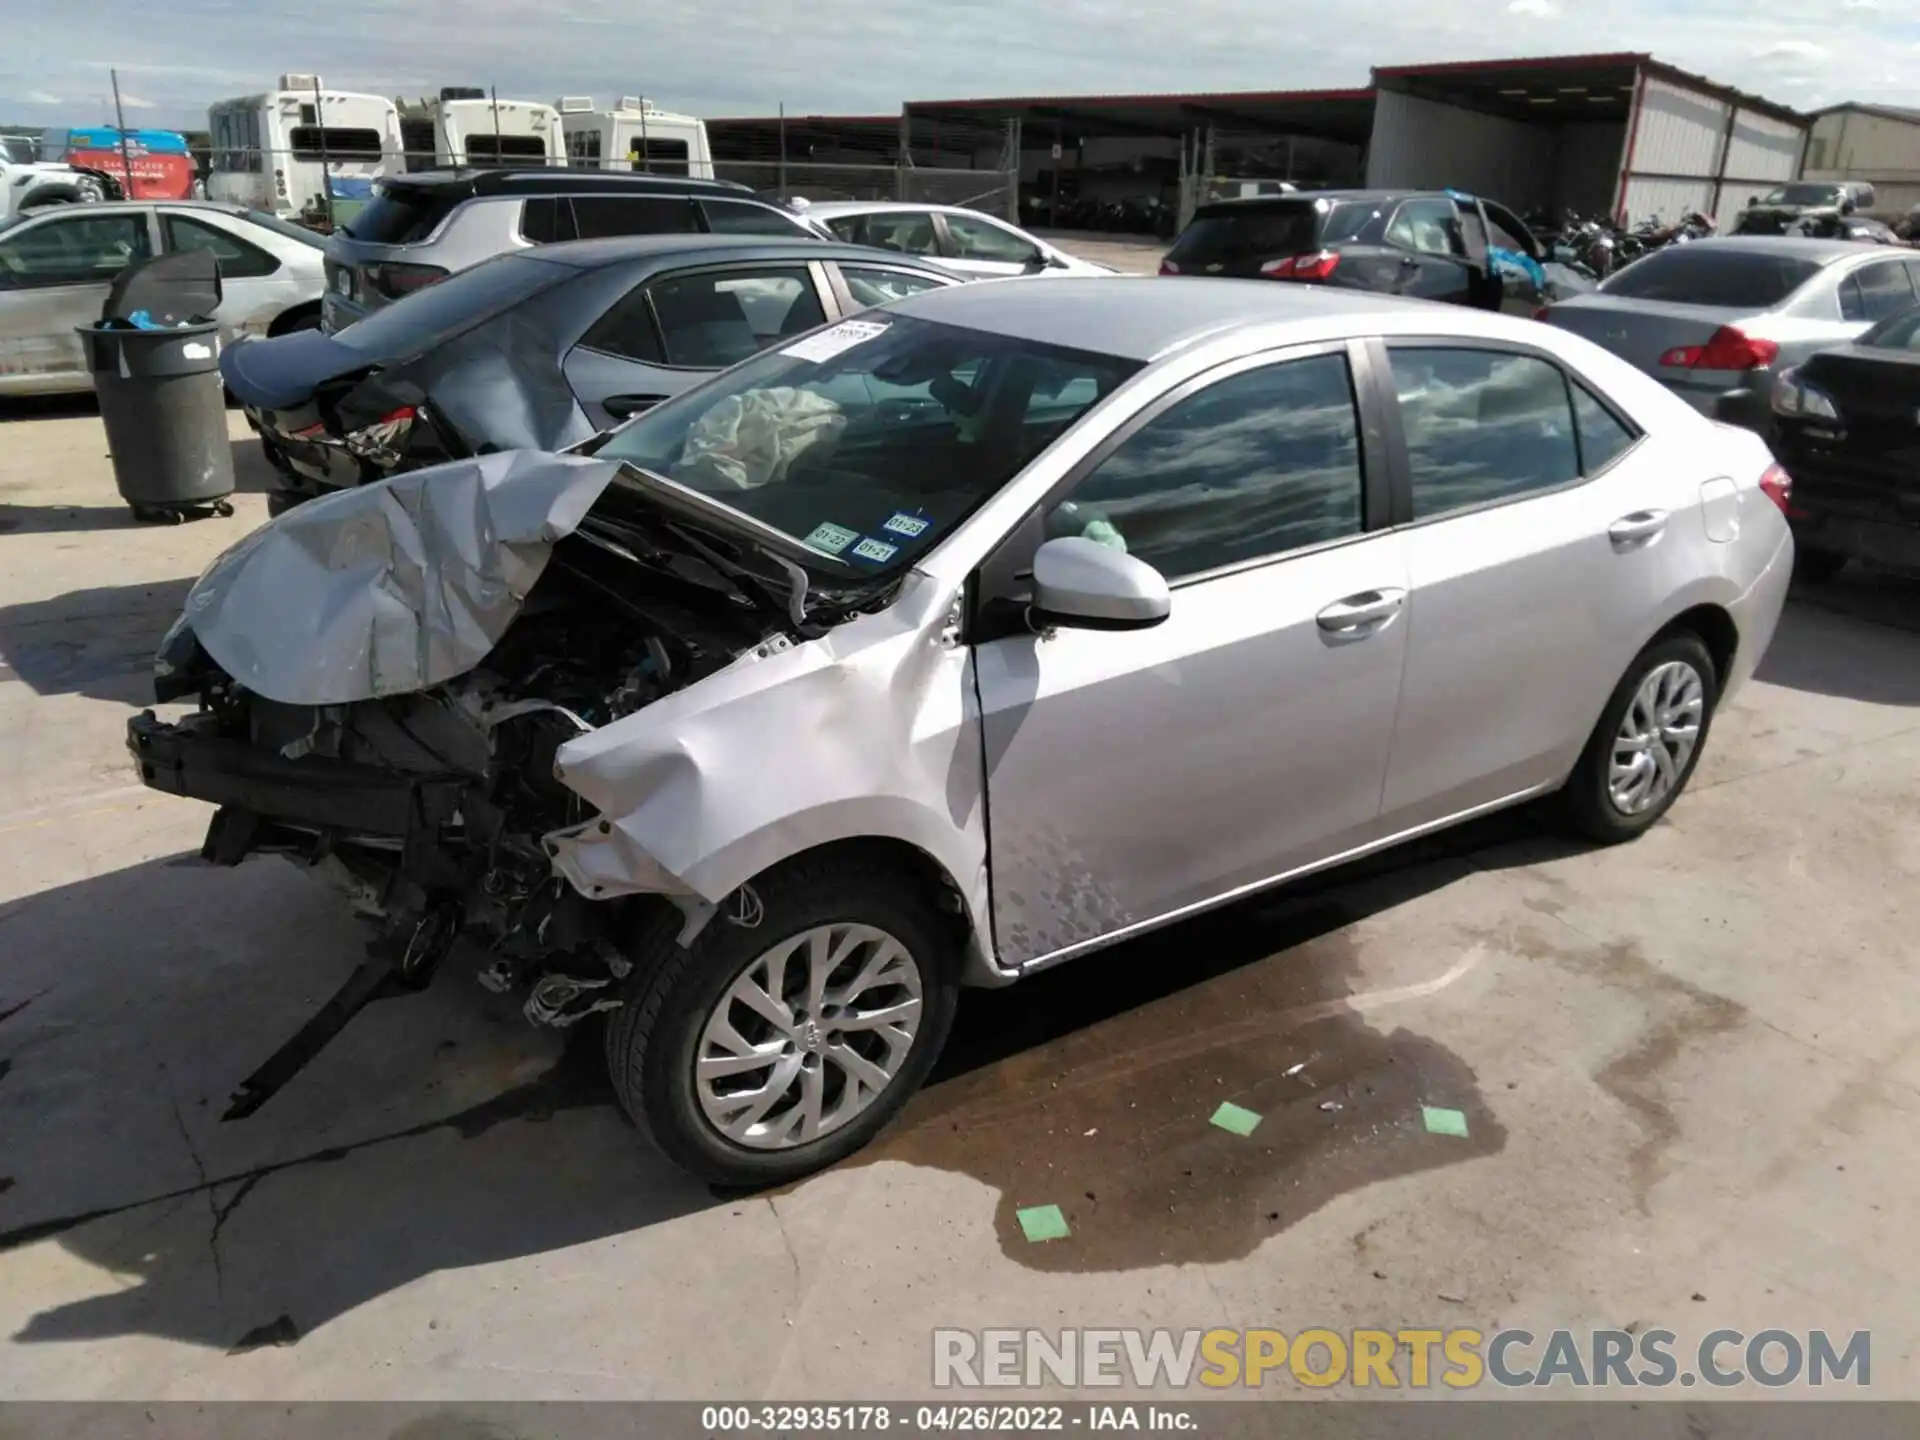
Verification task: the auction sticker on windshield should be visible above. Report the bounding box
[780,319,890,364]
[882,510,931,539]
[804,522,860,554]
[849,537,899,564]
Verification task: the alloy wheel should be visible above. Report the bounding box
[694,923,925,1150]
[1607,660,1705,816]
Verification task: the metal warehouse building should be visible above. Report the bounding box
[709,51,1808,234]
[1801,103,1920,218]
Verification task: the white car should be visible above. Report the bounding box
[804,200,1114,279]
[0,200,327,396]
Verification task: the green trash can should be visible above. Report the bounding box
[80,321,236,523]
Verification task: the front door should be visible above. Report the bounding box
[972,345,1410,968]
[937,211,1048,280]
[0,210,154,393]
[1382,198,1478,306]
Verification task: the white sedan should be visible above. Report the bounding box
[0,201,326,396]
[803,199,1115,279]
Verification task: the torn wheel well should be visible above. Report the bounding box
[728,837,975,949]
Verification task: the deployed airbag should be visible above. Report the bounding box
[180,450,625,705]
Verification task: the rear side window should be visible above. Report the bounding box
[1603,248,1820,306]
[570,195,698,240]
[163,214,278,279]
[332,254,569,356]
[1570,382,1639,473]
[344,186,463,244]
[520,196,568,244]
[1838,260,1917,323]
[1389,348,1580,520]
[701,199,814,237]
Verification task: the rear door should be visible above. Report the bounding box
[158,210,304,341]
[0,209,156,392]
[561,259,835,428]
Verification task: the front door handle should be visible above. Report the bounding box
[603,394,666,419]
[1316,588,1406,634]
[1608,509,1669,549]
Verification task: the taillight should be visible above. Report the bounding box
[1758,463,1792,515]
[1259,250,1341,281]
[342,406,419,465]
[1659,326,1779,371]
[1531,305,1551,322]
[1158,259,1180,275]
[364,262,449,300]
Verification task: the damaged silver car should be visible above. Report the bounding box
[128,278,1792,1185]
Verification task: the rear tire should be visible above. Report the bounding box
[1794,545,1848,584]
[1559,633,1719,844]
[605,853,960,1187]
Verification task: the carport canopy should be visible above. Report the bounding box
[903,86,1377,149]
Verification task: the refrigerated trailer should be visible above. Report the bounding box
[399,88,566,169]
[207,75,404,222]
[557,96,713,178]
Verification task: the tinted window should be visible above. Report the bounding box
[1168,202,1320,264]
[1387,199,1465,258]
[520,196,567,244]
[343,185,462,244]
[1571,382,1638,473]
[288,126,384,162]
[163,214,278,278]
[944,212,1039,265]
[1050,354,1364,580]
[1838,261,1917,324]
[465,134,548,165]
[596,314,1139,577]
[647,267,824,368]
[838,265,948,310]
[579,282,665,363]
[1389,348,1579,519]
[702,199,814,237]
[332,253,568,356]
[1603,247,1820,306]
[0,213,150,289]
[571,195,698,240]
[629,138,691,175]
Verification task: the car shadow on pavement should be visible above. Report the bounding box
[0,807,1590,1346]
[0,577,194,705]
[1759,586,1920,705]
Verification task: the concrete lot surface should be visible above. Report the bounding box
[1,380,1918,1401]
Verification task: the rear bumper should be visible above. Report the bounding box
[1722,525,1795,706]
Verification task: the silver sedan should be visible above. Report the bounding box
[133,277,1793,1185]
[0,200,326,396]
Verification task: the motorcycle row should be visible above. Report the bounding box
[1527,209,1718,279]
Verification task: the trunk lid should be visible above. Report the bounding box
[1546,295,1751,377]
[1165,199,1328,278]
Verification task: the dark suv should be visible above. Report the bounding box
[1160,189,1559,313]
[320,168,829,330]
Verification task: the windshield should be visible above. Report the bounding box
[594,313,1141,578]
[1762,184,1843,207]
[1602,247,1821,307]
[332,252,568,357]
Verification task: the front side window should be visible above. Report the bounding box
[1859,303,1920,352]
[0,214,151,289]
[835,211,938,256]
[1389,347,1580,520]
[837,265,949,311]
[595,313,1141,577]
[163,214,278,278]
[1047,353,1365,580]
[646,266,825,368]
[1386,199,1464,259]
[942,212,1040,265]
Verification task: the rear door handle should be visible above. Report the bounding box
[1316,588,1406,634]
[603,394,665,419]
[1608,510,1669,548]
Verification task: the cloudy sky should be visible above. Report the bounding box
[3,0,1914,129]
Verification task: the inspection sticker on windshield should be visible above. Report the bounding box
[780,318,890,364]
[848,537,899,565]
[881,510,931,539]
[804,521,860,554]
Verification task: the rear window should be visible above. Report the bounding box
[342,184,465,244]
[1602,248,1821,308]
[289,126,385,163]
[1169,199,1382,264]
[332,253,568,357]
[466,134,549,165]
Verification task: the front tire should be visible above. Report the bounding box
[1559,633,1719,844]
[605,854,960,1187]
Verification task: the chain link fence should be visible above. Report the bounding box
[714,160,1016,219]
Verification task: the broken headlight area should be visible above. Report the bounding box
[128,532,783,1120]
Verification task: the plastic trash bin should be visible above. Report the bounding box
[80,321,236,523]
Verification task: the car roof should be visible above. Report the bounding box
[803,201,996,218]
[1642,236,1884,265]
[1195,190,1432,213]
[17,199,251,217]
[383,168,748,198]
[886,276,1459,361]
[515,232,960,273]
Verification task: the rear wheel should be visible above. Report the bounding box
[1559,633,1718,844]
[1794,545,1848,584]
[605,854,960,1187]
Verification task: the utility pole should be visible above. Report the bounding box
[311,74,334,230]
[109,69,135,200]
[778,102,788,200]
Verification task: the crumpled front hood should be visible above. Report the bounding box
[178,449,624,706]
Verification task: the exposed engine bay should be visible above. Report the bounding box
[129,456,890,1121]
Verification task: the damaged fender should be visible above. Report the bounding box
[181,450,625,704]
[544,569,1002,980]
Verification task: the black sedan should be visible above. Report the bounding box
[1769,302,1920,580]
[223,235,963,508]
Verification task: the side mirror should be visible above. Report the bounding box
[1030,536,1170,632]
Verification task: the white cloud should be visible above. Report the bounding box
[117,92,157,109]
[1752,39,1829,60]
[1507,0,1554,13]
[26,90,62,105]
